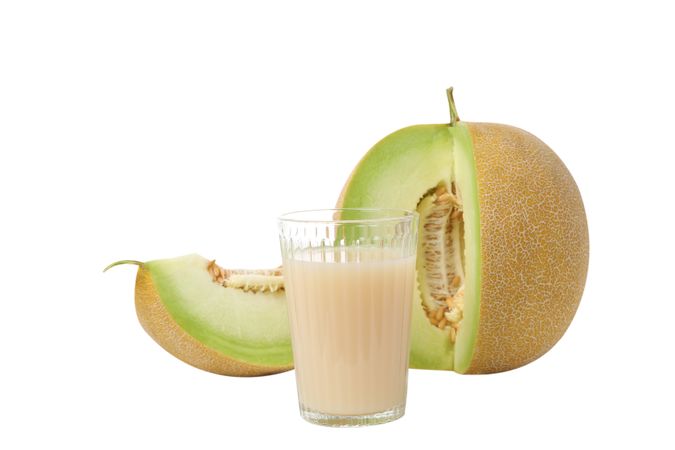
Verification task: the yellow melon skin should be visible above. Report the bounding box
[464,123,589,373]
[134,267,293,377]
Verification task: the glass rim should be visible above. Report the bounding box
[278,208,418,225]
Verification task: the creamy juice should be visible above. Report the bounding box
[283,247,416,416]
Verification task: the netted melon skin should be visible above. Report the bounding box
[464,123,589,373]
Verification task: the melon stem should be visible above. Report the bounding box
[447,87,460,126]
[103,260,144,272]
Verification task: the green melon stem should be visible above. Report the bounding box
[103,260,144,272]
[446,87,460,126]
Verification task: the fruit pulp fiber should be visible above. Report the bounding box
[283,247,415,416]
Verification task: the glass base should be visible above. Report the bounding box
[300,404,405,427]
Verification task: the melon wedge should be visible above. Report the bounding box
[106,255,293,376]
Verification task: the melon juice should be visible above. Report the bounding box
[283,247,416,421]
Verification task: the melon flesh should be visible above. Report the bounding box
[146,255,293,367]
[337,123,481,372]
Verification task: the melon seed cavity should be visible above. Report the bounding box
[418,183,466,342]
[207,260,284,293]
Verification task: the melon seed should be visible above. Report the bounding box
[208,260,284,293]
[434,306,447,321]
[449,327,457,343]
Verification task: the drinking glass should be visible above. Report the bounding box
[278,208,418,426]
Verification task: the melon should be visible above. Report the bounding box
[105,256,292,376]
[108,88,588,375]
[337,88,589,373]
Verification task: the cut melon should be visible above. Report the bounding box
[108,88,588,376]
[106,255,292,376]
[337,89,589,373]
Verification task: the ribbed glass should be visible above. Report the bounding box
[278,209,418,427]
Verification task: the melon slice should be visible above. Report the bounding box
[337,89,589,373]
[106,255,292,376]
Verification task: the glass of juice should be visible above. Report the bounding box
[278,208,419,427]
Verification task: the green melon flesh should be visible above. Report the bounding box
[338,123,481,373]
[147,254,293,366]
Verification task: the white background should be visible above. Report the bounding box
[1,1,673,448]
